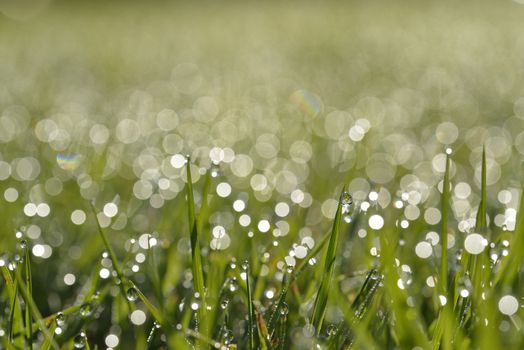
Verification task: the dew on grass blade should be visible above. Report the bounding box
[327,324,337,337]
[56,312,66,326]
[74,332,87,348]
[280,302,289,316]
[80,303,92,317]
[126,287,138,302]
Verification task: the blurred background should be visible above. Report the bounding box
[1,0,524,348]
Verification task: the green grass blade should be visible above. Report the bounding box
[14,269,59,350]
[338,269,383,348]
[196,168,213,235]
[131,284,165,325]
[433,152,454,350]
[310,186,346,335]
[89,202,125,280]
[475,146,487,231]
[40,320,57,350]
[266,228,332,339]
[185,156,209,339]
[495,161,524,288]
[439,153,450,296]
[2,266,23,347]
[23,242,33,350]
[89,202,132,310]
[242,262,256,350]
[255,306,270,350]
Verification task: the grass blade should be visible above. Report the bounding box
[495,161,524,288]
[89,202,132,311]
[475,146,487,231]
[242,261,256,350]
[439,152,450,296]
[433,151,453,350]
[310,186,346,335]
[23,242,33,349]
[185,156,209,339]
[14,269,59,350]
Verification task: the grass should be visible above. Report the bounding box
[2,148,522,349]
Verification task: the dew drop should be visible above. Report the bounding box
[55,312,66,327]
[211,165,221,178]
[73,332,86,348]
[79,303,92,317]
[220,299,229,310]
[241,260,249,271]
[280,302,289,316]
[222,329,234,345]
[327,324,337,337]
[228,277,238,292]
[126,287,139,302]
[19,239,27,249]
[341,192,353,205]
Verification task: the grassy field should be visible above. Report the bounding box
[1,0,524,349]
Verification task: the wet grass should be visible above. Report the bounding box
[1,151,523,349]
[0,2,524,349]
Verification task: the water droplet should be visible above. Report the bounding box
[73,332,86,348]
[241,260,249,271]
[344,215,352,223]
[280,302,289,316]
[327,324,337,337]
[19,239,27,249]
[55,312,66,327]
[222,329,234,345]
[228,278,238,292]
[220,299,229,309]
[459,289,470,298]
[341,192,353,214]
[191,301,200,310]
[211,165,221,178]
[79,303,92,317]
[126,287,138,302]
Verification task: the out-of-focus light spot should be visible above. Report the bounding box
[258,220,270,233]
[130,309,147,325]
[415,241,432,259]
[216,182,232,197]
[498,295,519,316]
[369,214,384,230]
[105,334,120,348]
[4,187,18,202]
[464,233,486,255]
[64,273,76,286]
[103,203,118,218]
